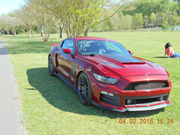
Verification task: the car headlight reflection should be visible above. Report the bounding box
[93,73,119,85]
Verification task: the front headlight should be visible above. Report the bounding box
[93,73,119,85]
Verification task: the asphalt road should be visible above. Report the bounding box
[0,40,26,135]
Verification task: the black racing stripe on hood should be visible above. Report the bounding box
[102,54,143,63]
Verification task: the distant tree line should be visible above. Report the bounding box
[94,0,180,31]
[0,0,179,42]
[0,0,105,41]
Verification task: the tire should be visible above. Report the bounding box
[48,56,55,76]
[77,72,92,105]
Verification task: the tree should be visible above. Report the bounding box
[60,0,105,37]
[0,15,21,36]
[149,12,156,24]
[0,16,11,35]
[118,11,124,30]
[175,0,180,15]
[174,0,180,3]
[37,0,64,38]
[133,13,143,29]
[144,15,149,28]
[123,15,133,30]
[134,0,171,17]
[168,12,178,26]
[104,17,114,31]
[16,4,37,38]
[118,13,133,30]
[27,0,53,42]
[27,0,105,38]
[7,16,20,36]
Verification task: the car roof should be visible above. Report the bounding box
[73,36,114,41]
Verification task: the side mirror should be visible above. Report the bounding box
[63,49,71,54]
[128,50,133,55]
[51,43,59,47]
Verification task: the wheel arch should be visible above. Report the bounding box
[76,71,84,88]
[76,70,93,105]
[48,54,51,59]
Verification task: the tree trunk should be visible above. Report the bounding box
[43,33,49,42]
[2,31,5,35]
[65,28,70,38]
[84,28,89,36]
[12,29,16,36]
[41,28,45,41]
[59,27,63,38]
[41,26,50,42]
[40,26,43,37]
[31,29,33,36]
[13,32,16,36]
[29,29,32,39]
[40,31,43,37]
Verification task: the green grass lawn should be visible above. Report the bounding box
[1,32,180,135]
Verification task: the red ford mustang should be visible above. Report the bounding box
[48,37,171,112]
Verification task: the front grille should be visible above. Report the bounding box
[125,94,169,105]
[100,93,121,106]
[125,81,169,90]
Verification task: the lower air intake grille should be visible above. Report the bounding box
[125,94,169,105]
[100,93,121,106]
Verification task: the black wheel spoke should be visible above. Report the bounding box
[78,76,88,102]
[77,73,92,105]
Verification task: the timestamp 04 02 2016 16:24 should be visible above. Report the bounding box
[119,118,174,124]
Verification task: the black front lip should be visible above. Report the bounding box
[92,100,172,112]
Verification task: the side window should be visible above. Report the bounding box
[57,41,64,49]
[62,40,75,54]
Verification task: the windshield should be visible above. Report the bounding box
[77,40,130,56]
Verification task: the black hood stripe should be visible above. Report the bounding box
[102,54,143,63]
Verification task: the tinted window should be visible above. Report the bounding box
[77,40,130,56]
[57,41,63,49]
[62,40,75,54]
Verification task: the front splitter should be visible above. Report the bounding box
[92,100,172,112]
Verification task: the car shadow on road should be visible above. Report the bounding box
[26,67,165,119]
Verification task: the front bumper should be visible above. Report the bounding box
[90,75,172,112]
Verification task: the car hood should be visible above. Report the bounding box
[81,54,167,78]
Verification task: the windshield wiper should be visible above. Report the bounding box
[82,54,96,56]
[89,54,96,56]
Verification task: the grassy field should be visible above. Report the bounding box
[1,32,180,135]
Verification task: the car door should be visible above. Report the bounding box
[57,39,76,82]
[51,41,64,67]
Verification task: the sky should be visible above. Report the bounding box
[0,0,123,15]
[0,0,122,15]
[0,0,24,15]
